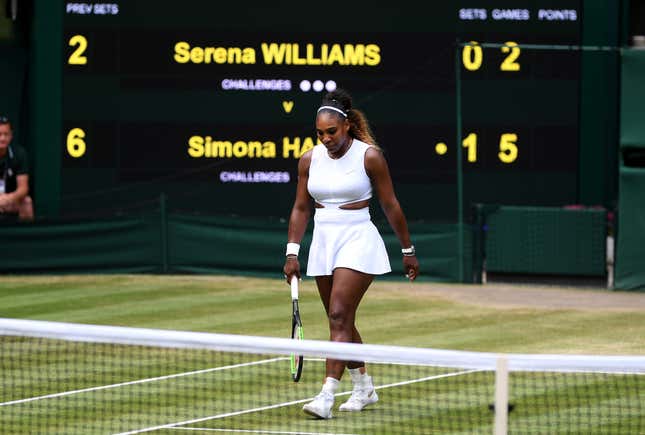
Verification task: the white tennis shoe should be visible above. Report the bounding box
[338,385,378,412]
[339,374,379,412]
[302,390,335,419]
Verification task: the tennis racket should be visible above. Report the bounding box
[290,276,304,382]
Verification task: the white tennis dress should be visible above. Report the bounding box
[306,139,392,276]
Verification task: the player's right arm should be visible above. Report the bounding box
[283,150,313,281]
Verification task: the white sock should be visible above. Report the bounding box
[322,377,339,394]
[348,368,369,385]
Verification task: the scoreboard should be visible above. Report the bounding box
[59,1,583,219]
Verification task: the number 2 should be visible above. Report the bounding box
[462,41,521,72]
[68,35,88,65]
[500,41,520,71]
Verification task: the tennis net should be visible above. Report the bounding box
[1,318,643,434]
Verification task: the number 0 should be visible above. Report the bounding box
[68,35,88,65]
[462,41,483,71]
[67,128,87,158]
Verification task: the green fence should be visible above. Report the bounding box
[0,203,471,282]
[473,206,608,280]
[615,49,645,291]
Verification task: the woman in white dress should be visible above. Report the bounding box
[283,89,419,419]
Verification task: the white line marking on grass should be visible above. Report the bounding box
[114,396,315,435]
[0,357,286,407]
[115,369,480,435]
[172,427,360,435]
[373,368,483,390]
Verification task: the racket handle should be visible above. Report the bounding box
[290,276,299,300]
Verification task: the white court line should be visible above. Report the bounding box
[116,369,482,435]
[173,427,359,435]
[0,357,286,407]
[373,368,482,391]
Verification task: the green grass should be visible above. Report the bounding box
[0,275,644,434]
[1,275,644,354]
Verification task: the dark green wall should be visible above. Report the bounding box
[615,49,645,290]
[29,0,62,217]
[0,44,27,137]
[578,0,621,208]
[483,206,607,277]
[0,2,33,209]
[0,210,470,282]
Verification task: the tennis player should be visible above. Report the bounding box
[283,89,419,419]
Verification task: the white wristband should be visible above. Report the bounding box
[401,245,416,256]
[286,242,300,257]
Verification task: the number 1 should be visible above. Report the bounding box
[462,133,477,162]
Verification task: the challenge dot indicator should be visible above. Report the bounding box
[435,142,448,155]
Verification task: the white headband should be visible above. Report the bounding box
[317,105,347,117]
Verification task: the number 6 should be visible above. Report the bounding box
[67,128,87,158]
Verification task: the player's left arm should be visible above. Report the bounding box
[365,147,419,280]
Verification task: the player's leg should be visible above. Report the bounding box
[304,270,373,418]
[347,327,364,365]
[327,269,378,412]
[303,275,336,419]
[326,267,372,378]
[317,274,369,367]
[315,274,365,345]
[314,275,333,314]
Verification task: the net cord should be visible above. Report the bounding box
[1,318,643,374]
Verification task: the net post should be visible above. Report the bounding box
[494,355,509,435]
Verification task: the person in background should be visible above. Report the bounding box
[283,89,419,419]
[0,116,34,221]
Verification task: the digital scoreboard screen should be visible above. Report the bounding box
[61,1,582,219]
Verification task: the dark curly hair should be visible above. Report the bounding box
[318,89,378,147]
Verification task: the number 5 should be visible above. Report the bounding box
[498,133,518,163]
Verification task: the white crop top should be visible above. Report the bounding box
[307,139,373,208]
